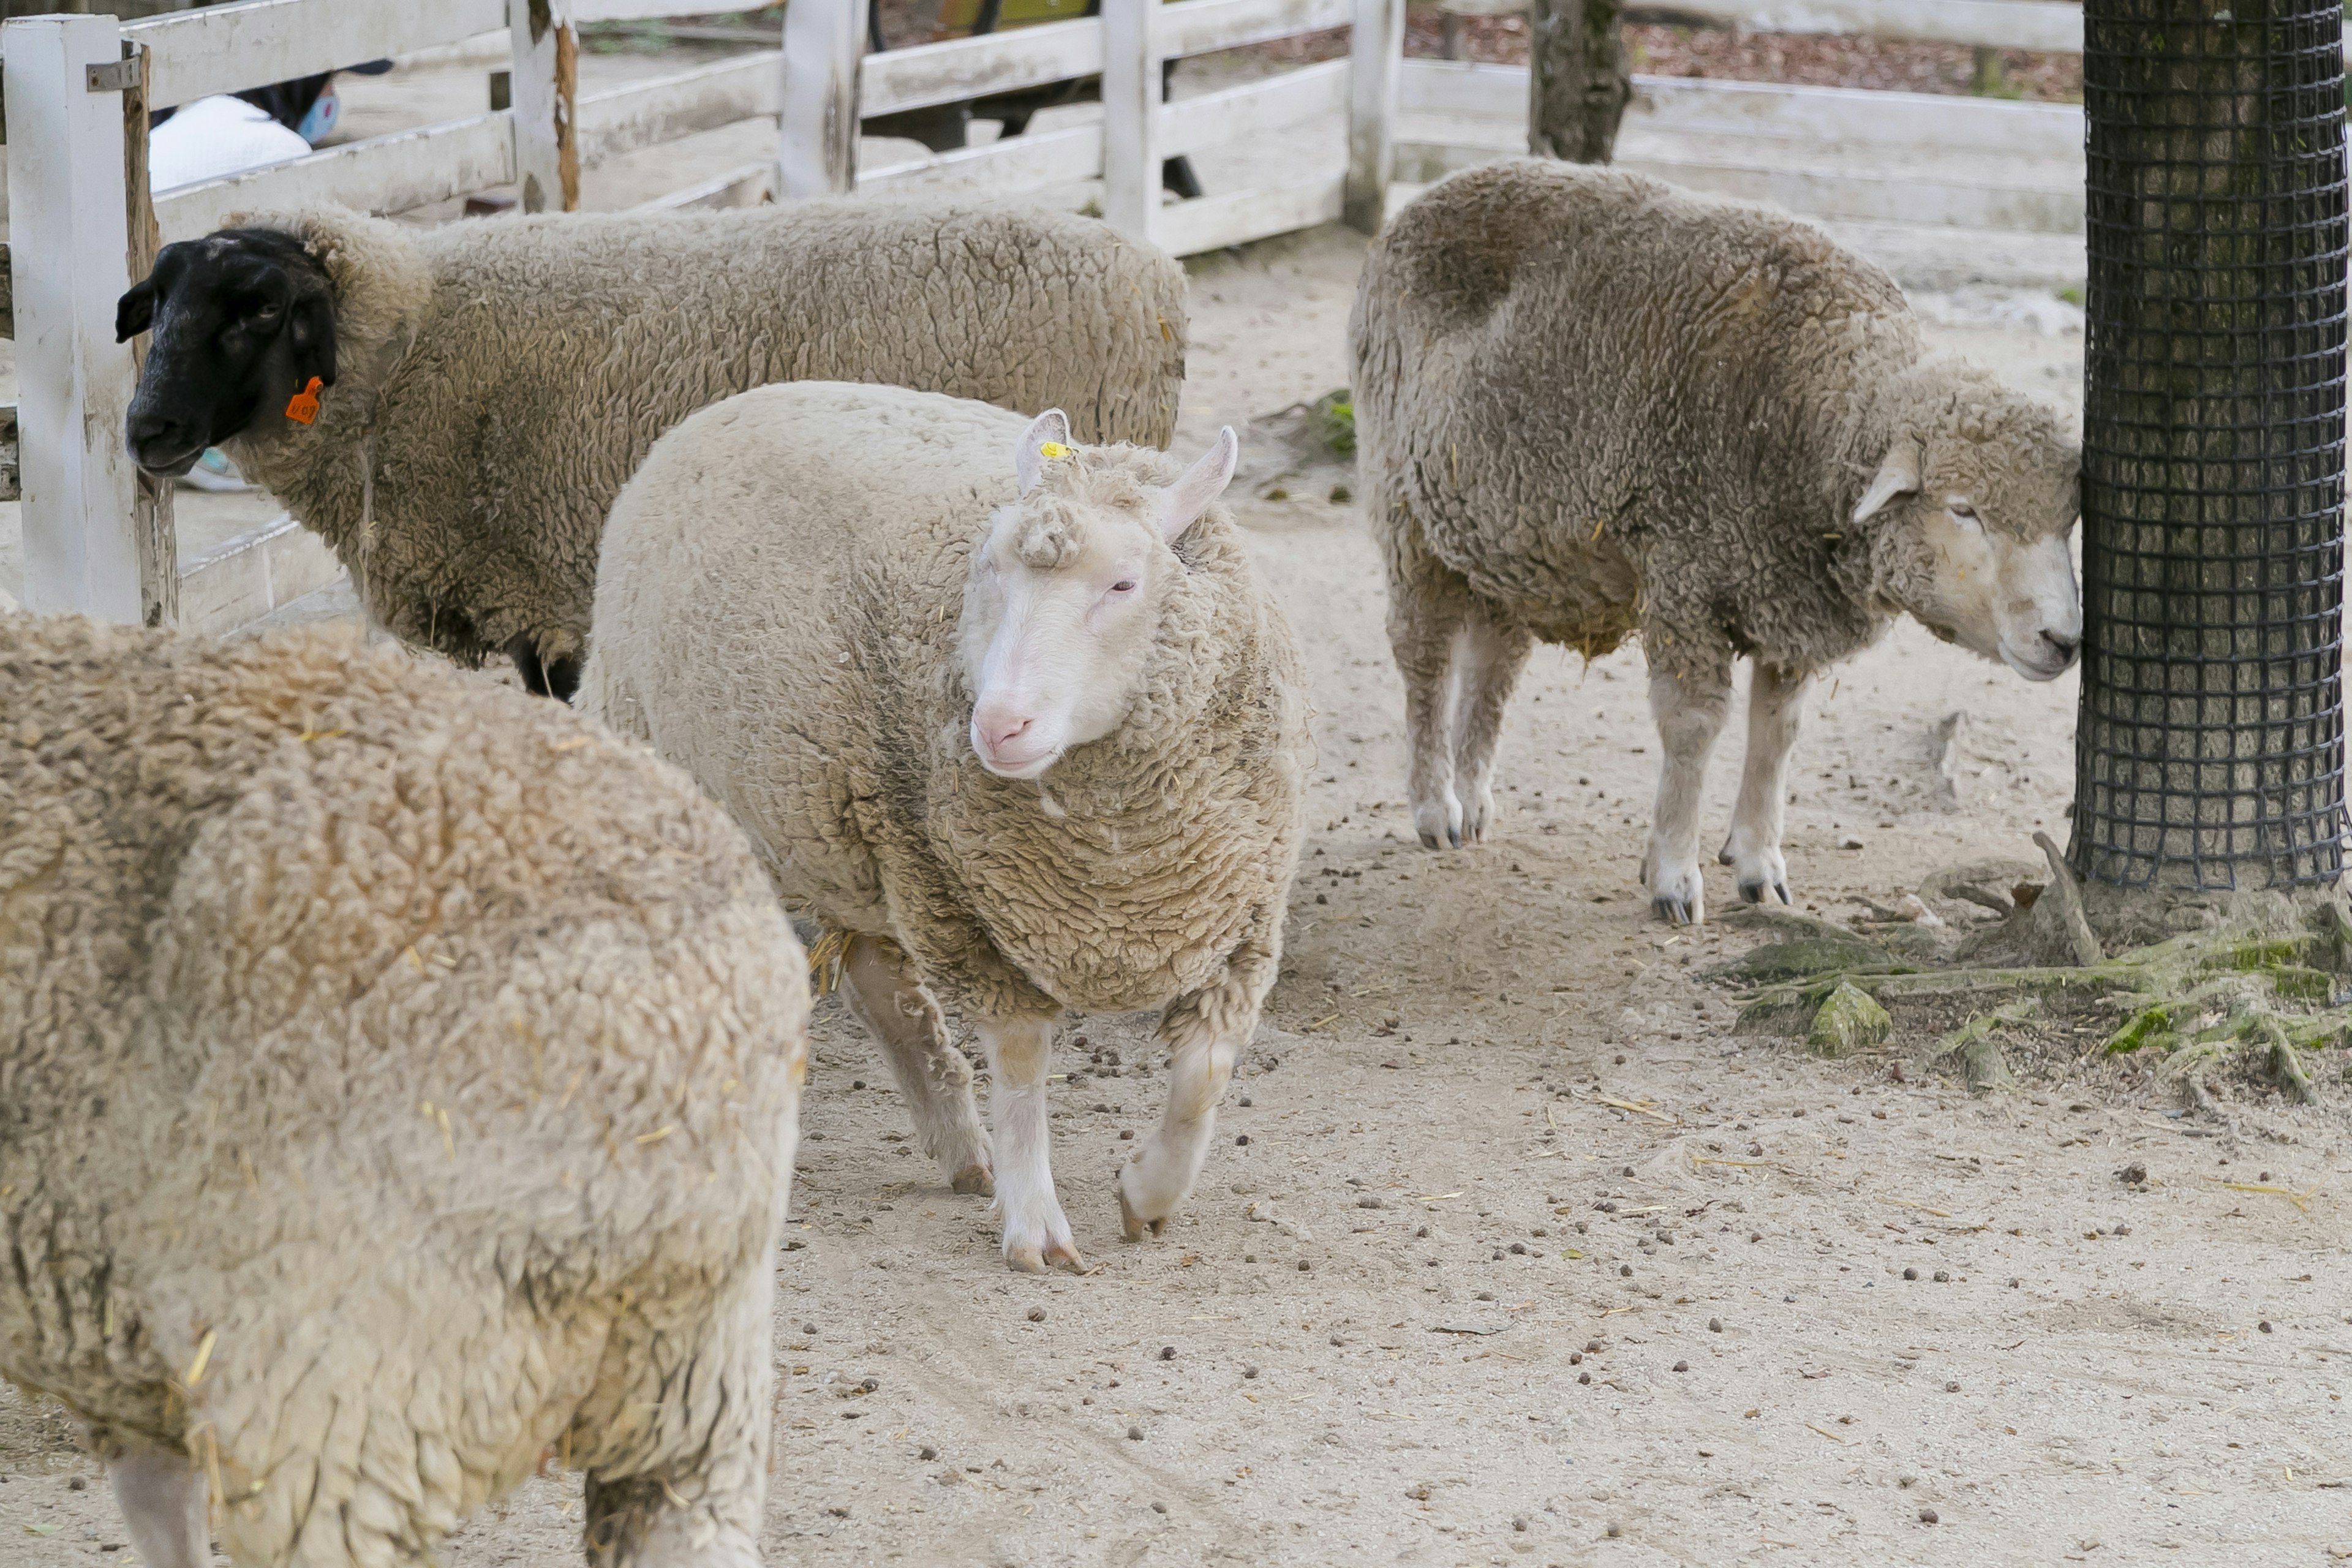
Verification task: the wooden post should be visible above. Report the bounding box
[1527,0,1629,162]
[3,13,150,623]
[1101,0,1160,243]
[1344,0,1405,233]
[508,0,579,213]
[120,39,176,628]
[778,0,870,198]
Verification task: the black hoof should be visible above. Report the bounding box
[1739,880,1766,904]
[1651,897,1694,926]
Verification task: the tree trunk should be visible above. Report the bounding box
[2073,0,2348,890]
[1528,0,1629,163]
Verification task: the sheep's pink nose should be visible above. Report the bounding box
[977,710,1032,754]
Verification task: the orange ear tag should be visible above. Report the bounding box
[284,376,323,424]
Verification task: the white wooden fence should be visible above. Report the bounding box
[2,0,1406,627]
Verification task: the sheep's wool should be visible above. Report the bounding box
[582,382,1308,1025]
[0,614,808,1564]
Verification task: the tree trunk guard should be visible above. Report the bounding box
[2074,0,2350,889]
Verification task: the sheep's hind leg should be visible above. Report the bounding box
[108,1448,208,1568]
[1722,662,1807,905]
[1120,938,1276,1239]
[1643,662,1730,925]
[1387,530,1472,850]
[979,1014,1085,1274]
[840,934,993,1195]
[1448,609,1534,845]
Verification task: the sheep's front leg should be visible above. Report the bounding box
[839,933,993,1195]
[1120,939,1278,1239]
[1724,663,1807,906]
[978,1014,1085,1274]
[108,1449,209,1568]
[1449,611,1534,845]
[1643,662,1730,925]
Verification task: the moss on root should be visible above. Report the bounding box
[1724,843,2352,1110]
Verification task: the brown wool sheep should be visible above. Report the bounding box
[1,616,808,1567]
[1352,159,2081,924]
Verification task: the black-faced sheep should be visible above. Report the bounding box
[581,382,1308,1273]
[115,200,1188,699]
[1,614,808,1566]
[1351,159,2081,924]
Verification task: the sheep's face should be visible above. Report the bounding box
[1856,392,2082,682]
[115,227,337,475]
[963,413,1239,780]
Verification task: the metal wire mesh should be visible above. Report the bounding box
[2073,0,2350,890]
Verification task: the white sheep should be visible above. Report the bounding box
[582,382,1309,1273]
[115,200,1187,699]
[1352,160,2082,923]
[1,614,809,1566]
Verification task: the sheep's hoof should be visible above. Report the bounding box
[951,1163,995,1197]
[1006,1240,1088,1275]
[1118,1186,1168,1243]
[1651,895,1702,927]
[1738,879,1792,907]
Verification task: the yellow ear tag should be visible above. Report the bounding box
[1036,441,1073,460]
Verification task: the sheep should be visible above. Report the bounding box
[580,381,1308,1273]
[1,613,809,1567]
[1351,159,2082,925]
[113,200,1188,700]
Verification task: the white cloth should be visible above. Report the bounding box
[148,94,312,192]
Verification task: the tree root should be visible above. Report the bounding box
[1732,890,2352,1105]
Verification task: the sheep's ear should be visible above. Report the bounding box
[1015,409,1072,496]
[288,289,337,388]
[1853,438,1921,523]
[1155,426,1238,543]
[115,277,156,343]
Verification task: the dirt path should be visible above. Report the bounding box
[5,216,2346,1568]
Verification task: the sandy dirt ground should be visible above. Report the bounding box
[6,56,2350,1568]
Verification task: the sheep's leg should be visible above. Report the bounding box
[1723,663,1807,905]
[840,934,993,1196]
[1644,662,1730,925]
[1388,538,1472,850]
[1447,609,1534,845]
[979,1014,1085,1275]
[578,1252,774,1568]
[109,1449,208,1568]
[1120,937,1278,1238]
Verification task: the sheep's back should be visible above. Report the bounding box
[0,616,806,1444]
[1353,160,1922,624]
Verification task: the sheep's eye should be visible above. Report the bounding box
[1949,499,1978,519]
[1109,579,1137,594]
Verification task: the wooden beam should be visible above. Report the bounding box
[126,0,506,110]
[3,13,149,622]
[121,39,176,628]
[778,0,869,197]
[576,50,782,168]
[1156,0,1353,58]
[156,111,516,239]
[1099,0,1159,242]
[862,120,1102,197]
[1160,58,1345,154]
[1154,172,1344,255]
[1344,0,1403,231]
[508,0,578,212]
[860,19,1102,118]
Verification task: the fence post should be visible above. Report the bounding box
[1344,0,1404,233]
[120,39,176,628]
[508,0,579,212]
[3,13,148,624]
[778,0,870,198]
[1100,0,1161,243]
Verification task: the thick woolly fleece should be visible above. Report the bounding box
[0,617,809,1567]
[581,382,1308,1028]
[1351,159,2079,686]
[218,201,1188,676]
